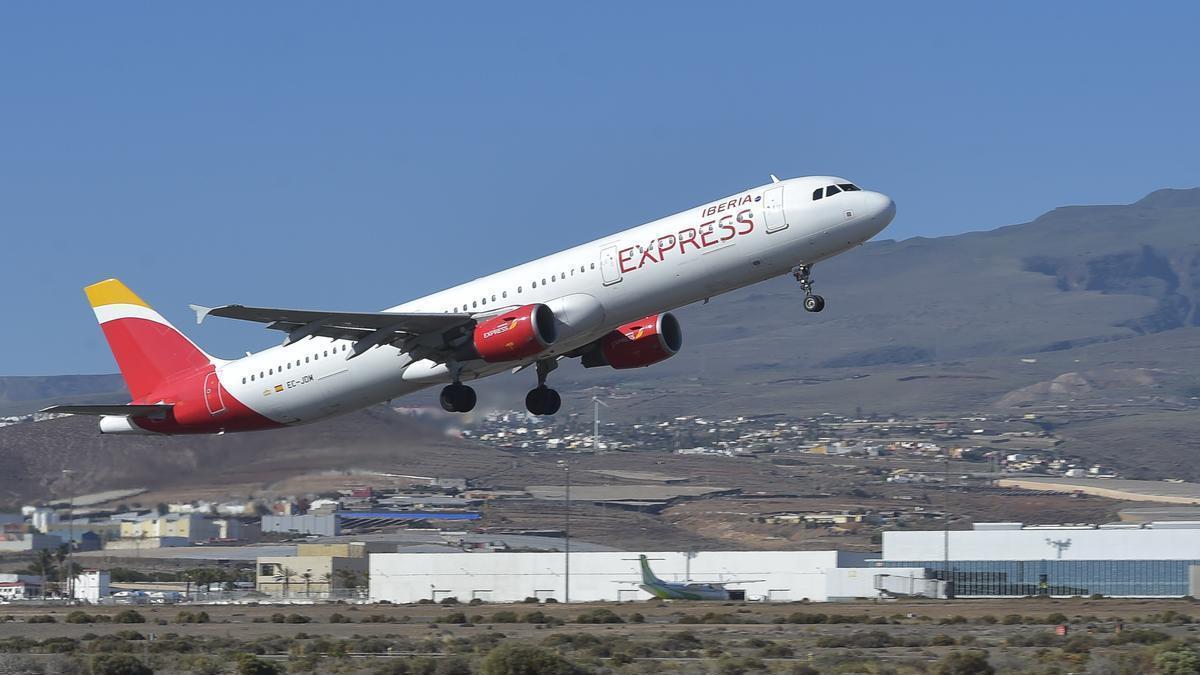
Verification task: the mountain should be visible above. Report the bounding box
[0,375,126,417]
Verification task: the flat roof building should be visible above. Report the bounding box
[370,550,939,604]
[881,521,1200,597]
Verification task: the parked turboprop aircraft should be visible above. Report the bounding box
[45,175,894,434]
[634,555,760,601]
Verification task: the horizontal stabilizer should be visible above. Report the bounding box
[41,404,174,419]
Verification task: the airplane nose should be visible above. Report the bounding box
[860,191,896,232]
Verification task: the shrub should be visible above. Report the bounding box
[269,613,286,623]
[441,612,468,624]
[236,653,281,675]
[478,642,583,675]
[329,612,349,623]
[1000,614,1023,625]
[65,610,94,624]
[91,654,153,675]
[113,630,144,641]
[112,610,145,624]
[491,611,519,623]
[40,637,80,653]
[284,613,310,624]
[26,615,56,624]
[521,597,539,604]
[933,650,994,675]
[628,612,644,624]
[575,608,623,624]
[439,597,460,605]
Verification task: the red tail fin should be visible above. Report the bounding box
[85,279,214,401]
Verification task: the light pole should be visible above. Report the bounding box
[558,459,571,603]
[62,469,74,602]
[592,396,609,451]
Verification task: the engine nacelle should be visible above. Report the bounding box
[471,304,557,362]
[582,312,682,369]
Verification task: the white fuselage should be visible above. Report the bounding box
[218,176,894,424]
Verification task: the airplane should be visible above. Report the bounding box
[44,175,894,435]
[633,555,759,601]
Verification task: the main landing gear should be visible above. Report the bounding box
[440,382,476,413]
[792,264,825,313]
[525,359,561,416]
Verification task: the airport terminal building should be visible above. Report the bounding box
[370,550,937,604]
[880,522,1200,597]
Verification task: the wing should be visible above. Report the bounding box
[41,404,173,419]
[191,304,475,358]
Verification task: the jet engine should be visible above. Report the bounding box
[581,312,682,369]
[470,304,558,362]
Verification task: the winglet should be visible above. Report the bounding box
[189,304,213,325]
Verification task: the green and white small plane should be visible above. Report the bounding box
[635,555,761,601]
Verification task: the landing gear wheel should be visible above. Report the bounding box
[440,383,477,413]
[803,294,825,313]
[525,386,561,416]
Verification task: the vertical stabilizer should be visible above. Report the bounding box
[639,555,661,585]
[85,279,215,401]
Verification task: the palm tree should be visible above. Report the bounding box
[273,566,296,598]
[300,570,314,597]
[36,549,54,599]
[54,544,69,597]
[319,572,332,598]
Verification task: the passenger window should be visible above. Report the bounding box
[260,372,264,378]
[491,294,496,301]
[581,266,585,273]
[532,282,537,288]
[305,356,310,363]
[472,300,478,307]
[826,185,841,196]
[296,360,301,366]
[502,291,507,298]
[286,363,291,370]
[551,275,556,282]
[242,377,247,384]
[250,375,255,381]
[324,350,328,357]
[517,286,522,293]
[542,278,547,285]
[813,188,823,200]
[314,354,318,361]
[590,263,595,270]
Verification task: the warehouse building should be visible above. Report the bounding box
[880,521,1200,597]
[370,550,939,603]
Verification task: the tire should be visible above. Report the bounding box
[543,388,561,415]
[804,295,825,313]
[440,385,459,412]
[441,384,476,413]
[457,385,477,413]
[525,388,545,415]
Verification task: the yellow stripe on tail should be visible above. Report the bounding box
[85,279,151,309]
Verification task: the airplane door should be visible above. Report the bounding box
[203,372,226,415]
[763,186,788,233]
[600,246,622,285]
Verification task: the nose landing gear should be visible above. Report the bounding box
[525,358,562,416]
[793,265,825,313]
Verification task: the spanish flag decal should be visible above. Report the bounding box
[274,384,285,393]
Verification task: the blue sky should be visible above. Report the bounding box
[3,3,1199,375]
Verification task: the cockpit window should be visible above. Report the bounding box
[838,183,860,191]
[825,185,842,197]
[812,188,823,201]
